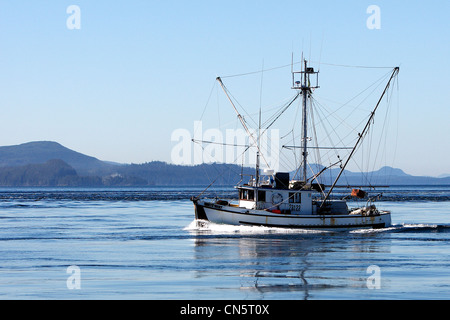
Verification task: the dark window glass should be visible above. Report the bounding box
[258,190,266,202]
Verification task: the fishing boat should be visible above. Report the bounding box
[192,57,399,229]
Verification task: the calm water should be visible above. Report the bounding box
[0,186,449,300]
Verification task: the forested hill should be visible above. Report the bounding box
[0,141,113,176]
[0,141,449,187]
[0,142,250,186]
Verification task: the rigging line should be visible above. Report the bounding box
[315,69,392,115]
[310,61,395,69]
[310,97,354,158]
[212,87,295,175]
[318,32,325,71]
[379,77,399,185]
[216,77,271,168]
[195,80,217,137]
[313,97,362,141]
[216,81,221,128]
[283,146,353,150]
[309,32,312,63]
[311,96,360,137]
[311,91,383,151]
[192,139,250,148]
[263,94,302,114]
[280,129,294,140]
[220,61,300,79]
[268,127,300,173]
[290,96,301,173]
[259,59,265,115]
[257,59,264,185]
[306,163,322,192]
[229,95,259,129]
[191,141,219,194]
[390,75,400,182]
[254,95,301,174]
[311,70,392,133]
[249,118,292,172]
[215,78,259,129]
[370,80,396,178]
[310,99,323,171]
[261,93,300,128]
[292,130,298,177]
[194,142,254,198]
[324,95,389,184]
[345,118,376,185]
[220,59,394,80]
[306,102,336,161]
[321,67,399,207]
[260,92,301,135]
[360,78,396,184]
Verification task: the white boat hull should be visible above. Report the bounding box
[193,200,391,230]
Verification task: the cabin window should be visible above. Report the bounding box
[258,190,266,202]
[240,189,255,201]
[289,192,301,203]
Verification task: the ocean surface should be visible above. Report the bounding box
[0,185,449,300]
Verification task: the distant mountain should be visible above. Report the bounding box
[305,164,450,186]
[0,141,114,176]
[357,166,409,177]
[0,141,449,187]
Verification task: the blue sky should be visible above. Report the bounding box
[0,1,449,176]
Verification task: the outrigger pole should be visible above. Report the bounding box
[320,67,399,209]
[216,76,270,186]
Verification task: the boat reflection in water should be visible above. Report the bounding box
[187,221,392,300]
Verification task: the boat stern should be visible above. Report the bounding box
[377,210,392,228]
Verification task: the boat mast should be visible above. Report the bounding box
[292,57,319,183]
[301,60,309,182]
